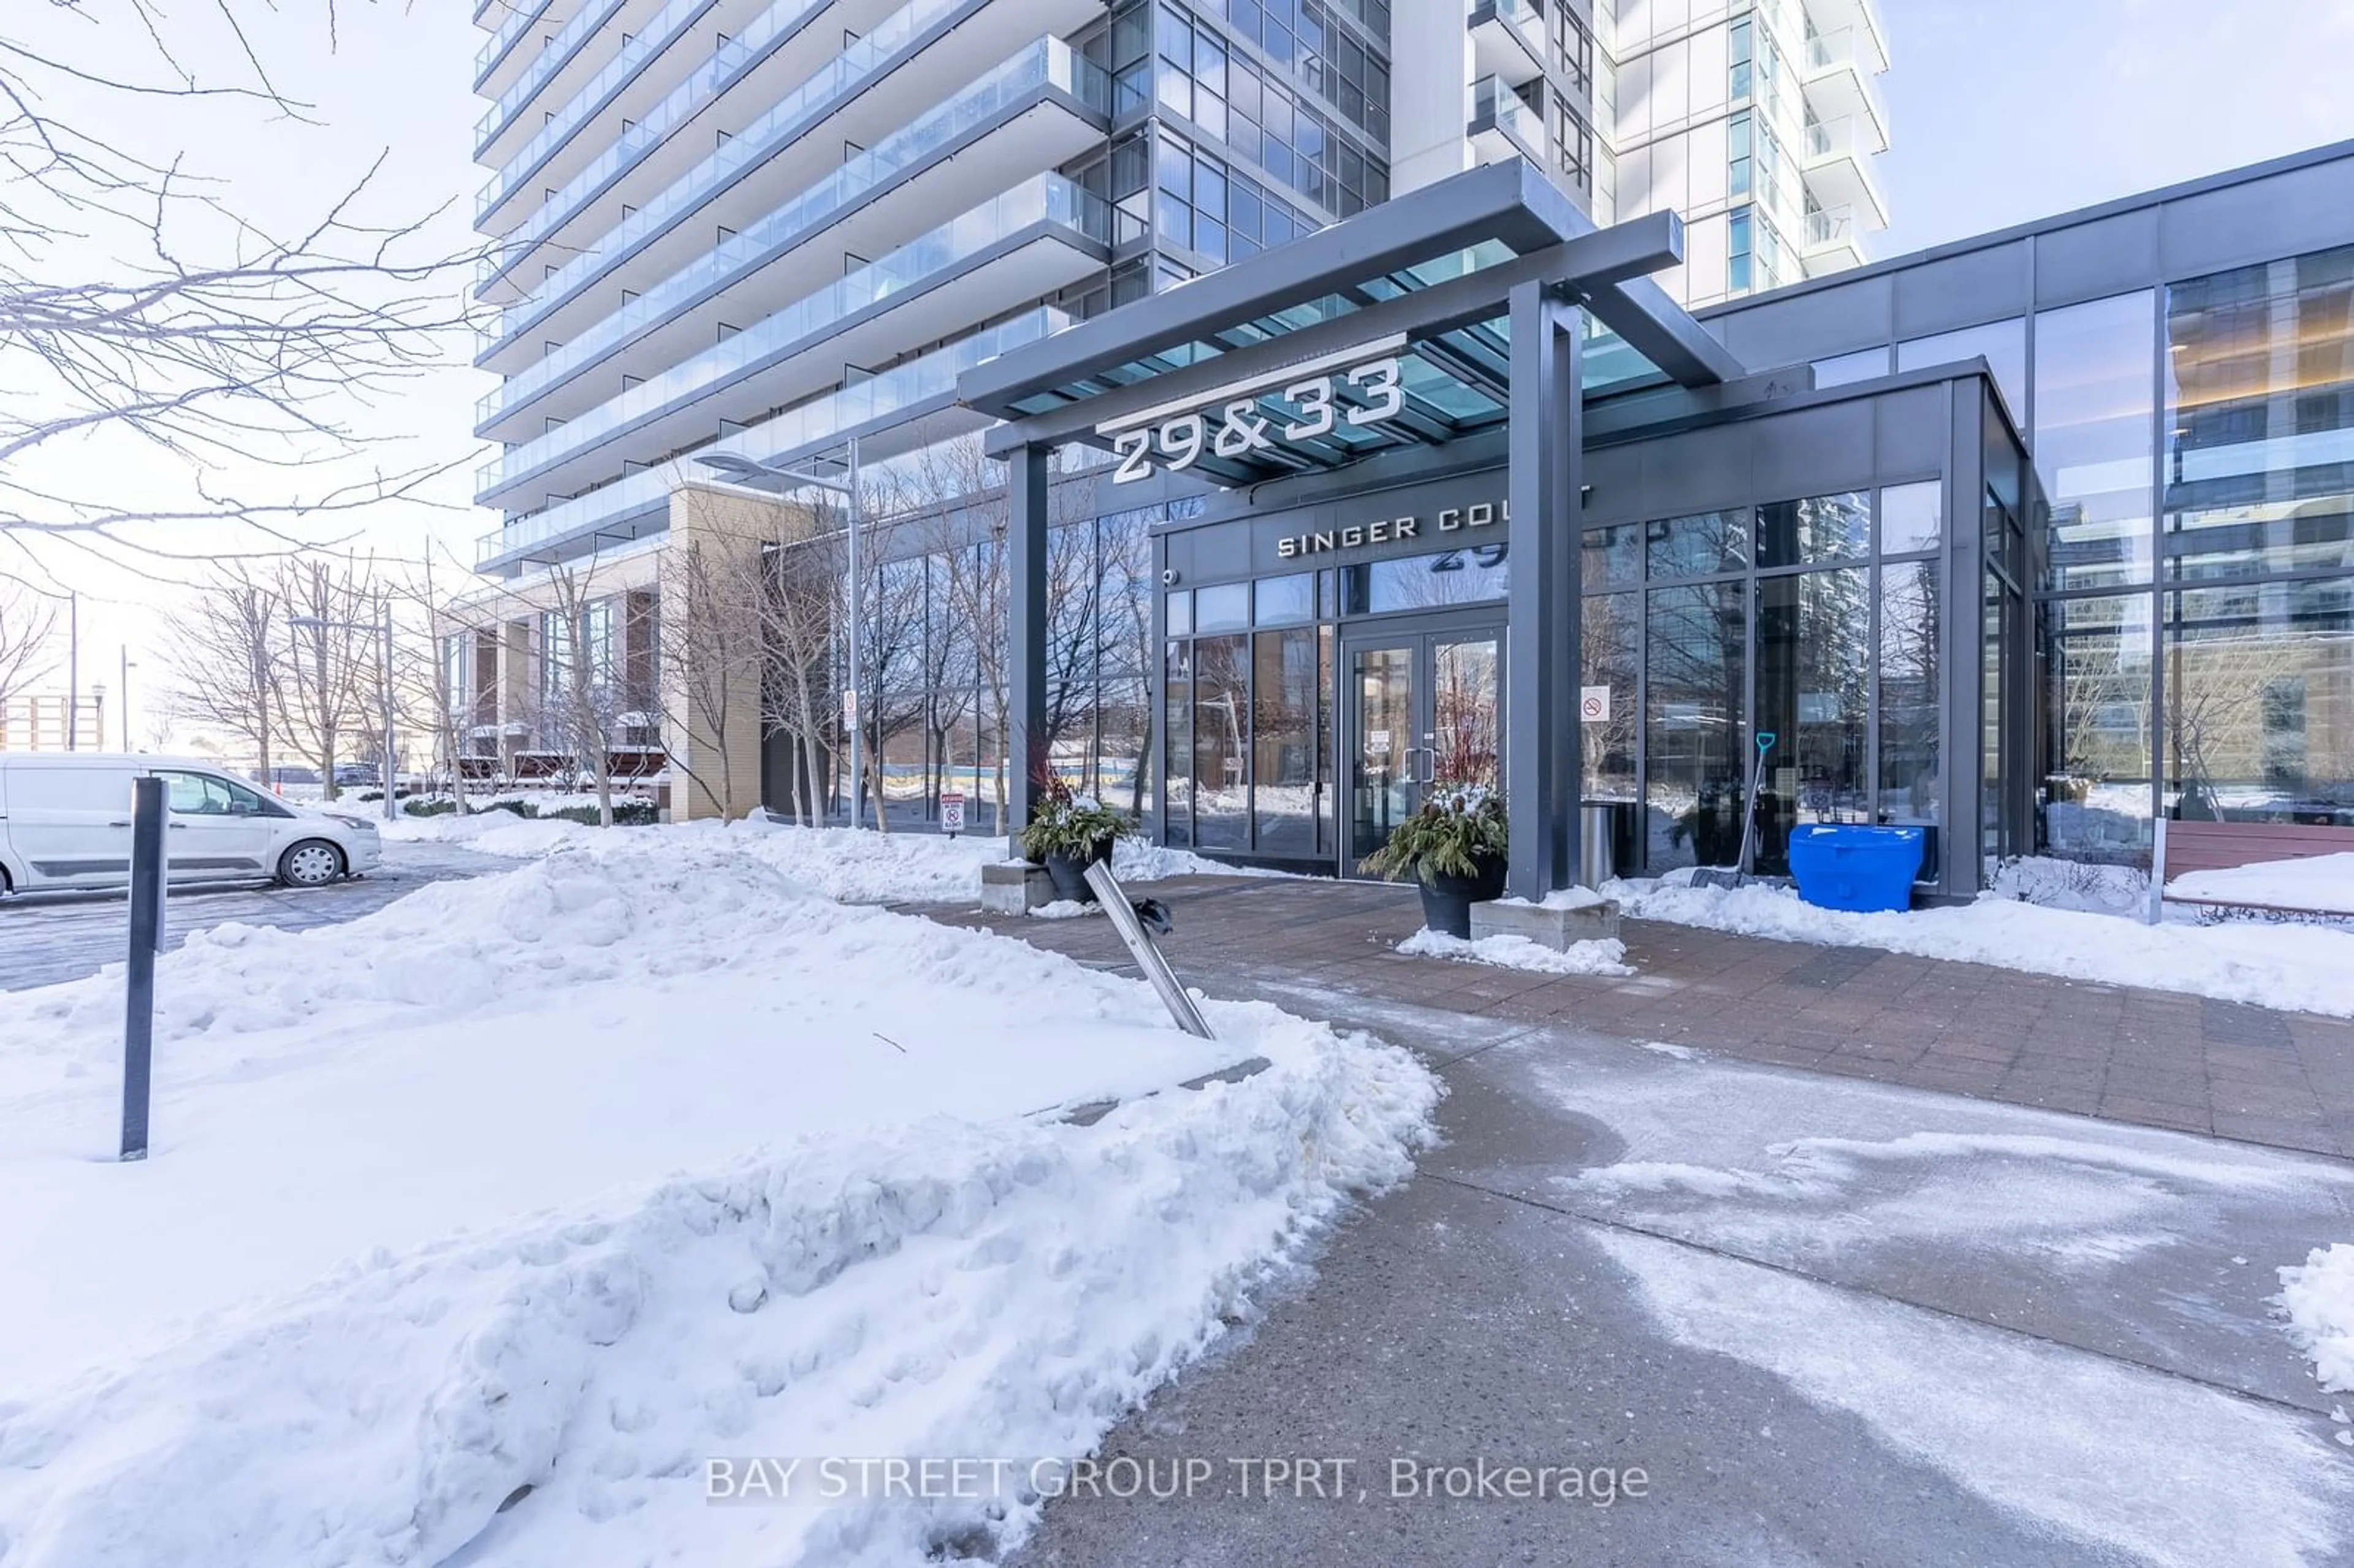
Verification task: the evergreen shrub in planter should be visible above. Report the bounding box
[1019,779,1128,902]
[1360,783,1509,938]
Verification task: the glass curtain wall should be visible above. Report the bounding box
[806,501,1163,831]
[1602,487,1946,878]
[2162,244,2354,828]
[1162,569,1336,859]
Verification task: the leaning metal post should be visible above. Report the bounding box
[1084,861,1214,1040]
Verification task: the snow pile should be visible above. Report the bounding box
[2280,1244,2354,1393]
[2173,853,2354,917]
[0,834,782,1090]
[1027,899,1101,920]
[0,834,1438,1566]
[1489,885,1610,911]
[380,810,597,857]
[1989,854,2149,915]
[1397,927,1632,976]
[383,816,1281,903]
[1605,875,2354,1017]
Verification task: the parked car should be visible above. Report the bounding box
[266,765,322,788]
[0,754,380,896]
[333,763,379,788]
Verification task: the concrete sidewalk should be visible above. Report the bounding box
[921,876,2354,1159]
[917,884,2354,1566]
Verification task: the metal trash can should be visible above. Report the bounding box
[1579,802,1617,887]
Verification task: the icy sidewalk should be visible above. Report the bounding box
[0,834,1435,1567]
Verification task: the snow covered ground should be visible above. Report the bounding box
[1395,928,1632,976]
[2174,852,2354,917]
[0,830,1434,1566]
[383,813,1275,904]
[1606,870,2354,1018]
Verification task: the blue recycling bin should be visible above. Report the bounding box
[1785,825,1926,913]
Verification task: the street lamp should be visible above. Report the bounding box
[120,647,135,751]
[715,436,864,826]
[288,600,399,822]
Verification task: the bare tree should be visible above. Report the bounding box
[0,581,56,714]
[660,535,764,821]
[755,525,845,829]
[275,556,378,799]
[0,2,482,568]
[159,563,283,778]
[386,552,474,814]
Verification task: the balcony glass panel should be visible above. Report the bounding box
[477,0,628,150]
[482,0,745,219]
[478,178,1108,489]
[489,38,1105,351]
[1468,74,1539,149]
[477,0,555,81]
[477,309,1070,566]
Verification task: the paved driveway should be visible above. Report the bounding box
[0,840,500,992]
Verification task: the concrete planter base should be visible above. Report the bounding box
[1469,895,1623,950]
[980,861,1056,915]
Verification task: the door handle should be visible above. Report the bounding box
[108,819,129,827]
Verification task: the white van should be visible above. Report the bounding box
[0,754,381,896]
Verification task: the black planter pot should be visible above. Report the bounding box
[1418,854,1508,939]
[1043,840,1114,902]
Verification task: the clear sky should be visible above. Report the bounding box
[10,0,2353,744]
[1869,0,2354,258]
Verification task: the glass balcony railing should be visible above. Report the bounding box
[476,0,555,82]
[486,37,1105,354]
[477,0,628,152]
[1471,0,1545,59]
[1802,28,1889,131]
[479,0,733,219]
[476,177,1108,488]
[1469,74,1542,149]
[1804,205,1856,248]
[479,0,967,282]
[476,307,1070,567]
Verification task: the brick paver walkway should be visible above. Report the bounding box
[918,877,2354,1160]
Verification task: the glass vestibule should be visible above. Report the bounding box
[1595,482,1951,881]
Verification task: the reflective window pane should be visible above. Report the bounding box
[2164,246,2354,582]
[1879,481,1943,555]
[1165,590,1192,636]
[1878,561,1941,828]
[2164,579,2354,825]
[1897,318,2027,425]
[1754,569,1870,875]
[1645,580,1747,872]
[1813,346,1889,387]
[2034,291,2155,588]
[1194,580,1249,631]
[1254,571,1314,625]
[1163,641,1193,843]
[1192,633,1249,847]
[1646,509,1748,579]
[1342,545,1509,612]
[1582,522,1643,588]
[2044,592,2153,859]
[1582,589,1640,803]
[1252,626,1320,853]
[1756,491,1868,568]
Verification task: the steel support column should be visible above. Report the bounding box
[1505,283,1583,899]
[1005,442,1051,838]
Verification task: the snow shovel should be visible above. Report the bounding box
[1691,730,1777,890]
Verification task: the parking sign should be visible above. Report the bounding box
[940,791,966,836]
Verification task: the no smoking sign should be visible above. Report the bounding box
[1579,685,1611,723]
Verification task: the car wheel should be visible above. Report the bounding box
[278,839,346,889]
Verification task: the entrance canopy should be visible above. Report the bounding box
[958,159,1746,487]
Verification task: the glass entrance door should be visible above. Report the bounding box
[1346,627,1503,869]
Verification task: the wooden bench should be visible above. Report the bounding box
[2147,818,2354,922]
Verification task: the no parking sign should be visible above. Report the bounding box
[940,791,966,837]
